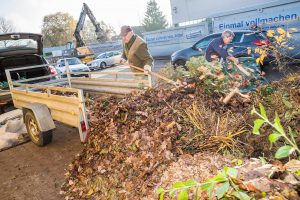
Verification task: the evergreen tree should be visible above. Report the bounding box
[142,0,168,32]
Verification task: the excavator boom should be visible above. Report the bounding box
[74,3,104,47]
[64,3,105,63]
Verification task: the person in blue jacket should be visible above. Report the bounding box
[205,29,239,65]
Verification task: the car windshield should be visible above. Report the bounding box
[0,39,37,52]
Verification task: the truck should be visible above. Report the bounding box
[63,3,106,64]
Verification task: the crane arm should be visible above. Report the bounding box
[74,3,105,48]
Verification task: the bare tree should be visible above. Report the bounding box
[0,17,15,33]
[0,17,16,47]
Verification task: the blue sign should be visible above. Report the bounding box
[218,13,298,30]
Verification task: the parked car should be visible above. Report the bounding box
[87,51,121,70]
[171,30,272,67]
[266,30,300,63]
[56,57,90,77]
[0,33,51,87]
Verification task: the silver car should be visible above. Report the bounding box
[56,57,90,77]
[87,51,121,70]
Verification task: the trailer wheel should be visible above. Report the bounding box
[24,110,53,146]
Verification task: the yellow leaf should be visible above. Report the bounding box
[87,188,94,196]
[256,58,260,64]
[288,47,295,50]
[254,48,260,54]
[277,35,284,44]
[277,27,286,35]
[259,55,265,65]
[266,30,275,38]
[287,76,296,82]
[286,32,292,38]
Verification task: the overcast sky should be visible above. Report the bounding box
[1,0,172,34]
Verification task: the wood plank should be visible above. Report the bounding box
[14,74,59,83]
[12,83,80,93]
[71,78,148,84]
[73,85,145,94]
[70,71,146,76]
[12,93,80,114]
[12,89,80,104]
[71,80,149,88]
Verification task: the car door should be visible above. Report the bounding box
[56,60,66,74]
[226,32,245,57]
[193,34,221,55]
[106,52,114,66]
[112,51,121,64]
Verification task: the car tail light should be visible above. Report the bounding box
[49,65,57,75]
[251,40,270,46]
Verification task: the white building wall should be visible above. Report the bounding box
[213,1,300,32]
[170,0,290,25]
[143,22,209,57]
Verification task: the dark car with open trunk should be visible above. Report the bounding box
[0,33,51,88]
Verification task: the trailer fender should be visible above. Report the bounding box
[22,103,56,132]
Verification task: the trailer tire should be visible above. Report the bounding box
[24,110,53,146]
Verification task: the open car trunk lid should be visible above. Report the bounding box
[0,33,43,57]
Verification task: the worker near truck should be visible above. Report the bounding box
[205,29,239,65]
[205,29,266,103]
[119,25,153,72]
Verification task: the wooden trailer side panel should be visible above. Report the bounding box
[11,89,81,128]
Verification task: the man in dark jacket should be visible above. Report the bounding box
[205,29,239,65]
[120,25,153,70]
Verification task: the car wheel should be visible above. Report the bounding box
[24,110,53,146]
[174,59,187,70]
[100,62,107,69]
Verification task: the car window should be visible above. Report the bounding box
[57,60,65,67]
[242,32,265,43]
[113,51,120,56]
[97,53,106,59]
[66,58,81,65]
[232,32,243,43]
[107,52,114,57]
[0,39,37,52]
[194,34,220,49]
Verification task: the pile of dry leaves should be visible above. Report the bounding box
[60,75,299,199]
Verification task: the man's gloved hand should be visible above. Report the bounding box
[233,57,239,65]
[144,65,152,72]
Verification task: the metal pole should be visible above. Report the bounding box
[64,58,72,88]
[5,69,13,91]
